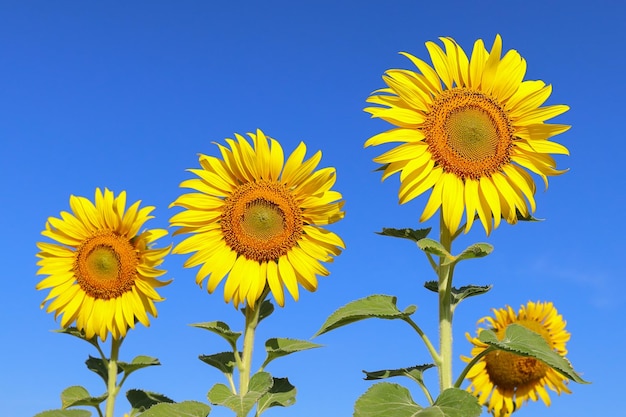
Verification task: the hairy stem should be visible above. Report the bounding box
[105,337,123,417]
[438,214,454,391]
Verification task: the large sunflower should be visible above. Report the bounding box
[365,35,570,235]
[36,188,171,341]
[462,301,571,416]
[169,129,345,307]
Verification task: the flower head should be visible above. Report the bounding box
[170,129,344,307]
[462,301,571,416]
[36,188,171,341]
[365,35,570,234]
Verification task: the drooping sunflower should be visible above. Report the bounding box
[365,35,570,235]
[169,129,345,307]
[36,188,171,341]
[462,301,571,417]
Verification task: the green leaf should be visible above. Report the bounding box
[443,243,493,265]
[55,327,100,350]
[376,227,431,243]
[256,377,297,414]
[417,238,452,259]
[363,364,435,385]
[85,356,116,383]
[136,401,211,417]
[118,356,161,377]
[191,321,242,349]
[257,299,275,324]
[262,338,322,368]
[420,388,482,417]
[423,282,492,306]
[479,324,589,384]
[34,410,92,417]
[61,386,106,409]
[207,371,273,416]
[314,295,416,337]
[199,352,240,374]
[126,389,174,412]
[517,210,543,222]
[354,382,422,417]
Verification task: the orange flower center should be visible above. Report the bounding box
[484,319,551,389]
[221,180,303,262]
[74,231,139,299]
[424,89,514,180]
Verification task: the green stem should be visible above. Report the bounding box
[404,317,441,366]
[238,290,269,397]
[438,214,454,392]
[105,337,123,417]
[453,346,494,388]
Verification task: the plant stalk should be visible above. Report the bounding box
[438,214,454,391]
[105,337,123,417]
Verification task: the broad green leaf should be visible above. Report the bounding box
[256,377,296,414]
[354,382,422,417]
[199,352,240,374]
[191,321,242,349]
[376,227,431,243]
[118,356,161,377]
[262,338,322,368]
[34,410,92,417]
[419,388,482,417]
[479,324,589,384]
[85,356,115,383]
[258,299,275,324]
[363,364,435,385]
[442,243,493,265]
[423,282,492,306]
[126,389,173,412]
[61,386,106,409]
[55,327,100,350]
[137,401,211,417]
[417,238,452,259]
[314,295,416,337]
[208,372,273,416]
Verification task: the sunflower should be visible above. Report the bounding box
[169,129,344,307]
[364,35,570,235]
[36,188,171,341]
[462,301,571,416]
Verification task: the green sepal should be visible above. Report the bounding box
[34,410,92,417]
[199,352,240,374]
[60,386,106,409]
[517,210,543,222]
[354,384,481,417]
[118,356,161,378]
[85,356,117,383]
[191,321,242,350]
[417,238,452,259]
[314,295,416,337]
[262,338,322,368]
[376,227,431,243]
[256,377,297,414]
[363,364,435,385]
[126,389,174,413]
[207,371,273,416]
[479,323,589,384]
[55,327,100,350]
[135,401,211,417]
[424,282,492,306]
[442,243,493,266]
[241,299,274,324]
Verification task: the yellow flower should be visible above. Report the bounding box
[462,301,571,416]
[365,35,570,235]
[36,188,171,341]
[169,129,345,307]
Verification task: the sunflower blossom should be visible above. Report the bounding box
[36,188,171,341]
[462,301,571,416]
[170,129,345,307]
[365,35,570,235]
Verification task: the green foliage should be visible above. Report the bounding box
[262,338,322,368]
[417,238,452,259]
[191,321,242,350]
[85,356,113,384]
[199,352,240,374]
[376,227,431,243]
[136,401,211,417]
[256,299,275,324]
[33,410,92,417]
[363,364,435,385]
[256,377,297,414]
[118,356,161,378]
[126,389,174,413]
[208,372,273,417]
[445,243,493,265]
[479,323,589,384]
[314,295,416,337]
[55,327,100,350]
[424,282,493,307]
[354,384,481,417]
[60,386,106,409]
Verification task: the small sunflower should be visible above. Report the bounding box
[169,129,345,307]
[462,301,571,417]
[365,35,570,235]
[36,188,171,341]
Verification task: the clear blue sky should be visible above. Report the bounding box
[2,1,623,416]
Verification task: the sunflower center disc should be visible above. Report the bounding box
[485,320,550,389]
[222,181,303,262]
[74,231,138,299]
[424,89,514,180]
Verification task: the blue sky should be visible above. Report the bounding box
[2,1,623,416]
